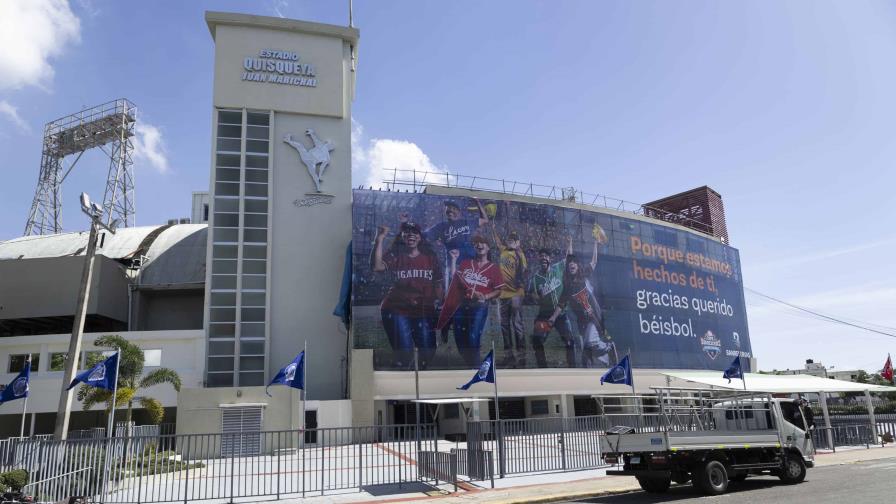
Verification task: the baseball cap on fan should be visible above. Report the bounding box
[400,221,423,234]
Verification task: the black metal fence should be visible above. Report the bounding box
[5,424,439,503]
[466,415,609,477]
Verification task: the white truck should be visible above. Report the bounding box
[598,388,815,495]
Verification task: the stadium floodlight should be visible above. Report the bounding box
[79,193,91,213]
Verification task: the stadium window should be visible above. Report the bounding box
[244,199,267,213]
[239,372,265,387]
[144,349,162,367]
[530,400,549,416]
[7,353,39,373]
[49,352,71,371]
[246,111,270,126]
[207,372,234,388]
[217,110,242,125]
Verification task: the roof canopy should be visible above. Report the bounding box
[411,398,491,405]
[663,371,893,393]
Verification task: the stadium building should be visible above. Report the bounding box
[0,12,754,439]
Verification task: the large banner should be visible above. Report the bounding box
[351,190,752,371]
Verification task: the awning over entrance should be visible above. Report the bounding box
[411,398,491,405]
[662,371,893,393]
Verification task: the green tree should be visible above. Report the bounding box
[77,335,181,427]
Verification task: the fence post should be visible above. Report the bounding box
[181,436,189,504]
[560,417,567,471]
[276,433,281,500]
[357,431,363,490]
[228,445,235,504]
[497,420,506,478]
[320,430,325,496]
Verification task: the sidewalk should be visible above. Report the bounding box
[294,444,896,504]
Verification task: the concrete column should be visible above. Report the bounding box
[559,394,571,418]
[864,390,878,446]
[819,391,833,450]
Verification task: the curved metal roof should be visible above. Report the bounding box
[0,224,208,287]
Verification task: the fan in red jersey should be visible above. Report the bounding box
[371,220,443,369]
[438,235,504,367]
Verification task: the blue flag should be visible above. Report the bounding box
[67,352,118,391]
[0,361,30,404]
[600,355,633,386]
[457,350,495,391]
[267,351,305,396]
[723,356,744,383]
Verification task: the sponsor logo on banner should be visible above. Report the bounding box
[701,330,722,360]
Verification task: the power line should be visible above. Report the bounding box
[745,287,896,339]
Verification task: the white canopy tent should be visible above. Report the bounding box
[662,371,893,449]
[661,371,893,393]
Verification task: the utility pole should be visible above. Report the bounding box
[54,193,118,440]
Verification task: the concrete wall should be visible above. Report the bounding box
[176,385,353,453]
[135,289,204,331]
[207,12,358,400]
[0,256,129,321]
[0,330,204,417]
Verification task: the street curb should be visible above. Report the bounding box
[478,485,642,504]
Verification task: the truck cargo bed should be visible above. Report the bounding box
[601,429,782,454]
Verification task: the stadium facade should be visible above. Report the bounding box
[0,12,754,438]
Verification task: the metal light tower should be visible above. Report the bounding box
[24,99,137,235]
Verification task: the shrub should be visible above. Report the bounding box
[0,469,28,492]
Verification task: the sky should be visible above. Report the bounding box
[0,0,894,372]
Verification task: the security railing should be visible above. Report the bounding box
[466,415,609,477]
[1,424,438,503]
[379,169,717,236]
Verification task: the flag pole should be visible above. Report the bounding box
[302,341,308,443]
[742,358,748,392]
[491,340,505,478]
[107,348,120,439]
[414,345,421,453]
[20,357,30,438]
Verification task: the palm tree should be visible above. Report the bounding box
[77,334,181,428]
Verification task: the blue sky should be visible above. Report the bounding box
[1,0,894,372]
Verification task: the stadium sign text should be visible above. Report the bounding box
[241,49,317,88]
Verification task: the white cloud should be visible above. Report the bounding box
[132,123,169,174]
[0,0,81,92]
[351,118,448,189]
[0,100,30,133]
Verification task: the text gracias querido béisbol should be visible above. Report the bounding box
[629,237,742,352]
[242,50,318,87]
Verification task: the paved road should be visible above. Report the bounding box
[571,457,896,504]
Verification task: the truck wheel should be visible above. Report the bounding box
[636,476,671,493]
[778,455,806,484]
[695,460,729,495]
